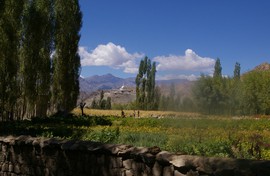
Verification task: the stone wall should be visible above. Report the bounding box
[0,136,270,176]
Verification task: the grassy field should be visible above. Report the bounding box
[72,108,202,118]
[2,109,270,160]
[72,109,270,159]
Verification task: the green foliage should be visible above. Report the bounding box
[234,62,241,79]
[1,115,112,138]
[242,70,270,115]
[193,60,270,116]
[193,75,217,114]
[111,102,137,110]
[52,0,82,113]
[82,127,120,143]
[105,97,112,110]
[158,83,188,112]
[135,57,158,110]
[20,0,53,118]
[0,0,82,120]
[3,114,270,159]
[0,0,25,121]
[213,58,222,78]
[91,98,98,109]
[91,91,112,110]
[98,90,106,109]
[118,132,168,148]
[31,115,112,126]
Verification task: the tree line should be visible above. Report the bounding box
[135,57,270,116]
[135,56,159,110]
[158,83,194,112]
[193,60,270,115]
[91,90,112,110]
[0,0,82,121]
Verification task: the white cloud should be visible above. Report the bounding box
[79,42,144,73]
[153,49,215,72]
[157,74,198,81]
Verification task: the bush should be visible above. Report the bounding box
[118,132,167,149]
[82,127,120,143]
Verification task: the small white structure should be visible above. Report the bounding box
[120,84,125,91]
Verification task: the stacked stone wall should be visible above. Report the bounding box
[0,136,270,176]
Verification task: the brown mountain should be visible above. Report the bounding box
[253,62,270,71]
[79,74,194,106]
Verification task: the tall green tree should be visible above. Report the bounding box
[229,62,241,115]
[234,62,241,79]
[52,0,82,114]
[35,0,54,117]
[193,58,228,115]
[242,70,270,115]
[91,98,98,109]
[0,0,24,120]
[193,74,215,114]
[135,57,157,110]
[146,61,157,109]
[20,0,53,118]
[99,90,106,109]
[105,97,112,110]
[213,58,222,78]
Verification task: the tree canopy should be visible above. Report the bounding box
[0,0,82,121]
[135,57,158,110]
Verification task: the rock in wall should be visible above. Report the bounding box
[0,136,270,176]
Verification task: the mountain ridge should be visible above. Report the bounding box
[79,73,191,93]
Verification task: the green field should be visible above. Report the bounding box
[2,110,270,160]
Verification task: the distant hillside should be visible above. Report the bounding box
[78,63,270,106]
[79,73,194,106]
[80,73,192,94]
[242,62,270,77]
[253,62,270,71]
[79,74,135,93]
[81,87,136,107]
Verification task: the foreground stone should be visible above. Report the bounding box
[0,136,269,176]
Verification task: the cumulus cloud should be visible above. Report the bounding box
[153,49,215,72]
[157,74,198,81]
[79,42,144,73]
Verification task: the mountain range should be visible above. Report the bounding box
[79,74,135,93]
[79,73,191,93]
[79,63,270,106]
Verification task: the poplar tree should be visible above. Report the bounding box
[213,58,222,78]
[135,57,157,110]
[52,0,82,114]
[234,62,241,79]
[0,0,83,120]
[147,62,156,109]
[35,0,54,117]
[0,0,24,120]
[105,97,112,110]
[20,0,53,117]
[230,62,241,115]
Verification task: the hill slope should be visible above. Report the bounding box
[79,74,194,106]
[79,74,135,93]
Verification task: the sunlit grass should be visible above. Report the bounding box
[3,109,270,159]
[72,108,201,118]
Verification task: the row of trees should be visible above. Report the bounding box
[0,0,82,121]
[134,56,270,116]
[193,59,270,115]
[135,57,159,110]
[158,83,194,112]
[241,68,270,115]
[91,91,112,110]
[193,59,241,115]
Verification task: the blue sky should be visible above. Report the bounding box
[78,0,270,80]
